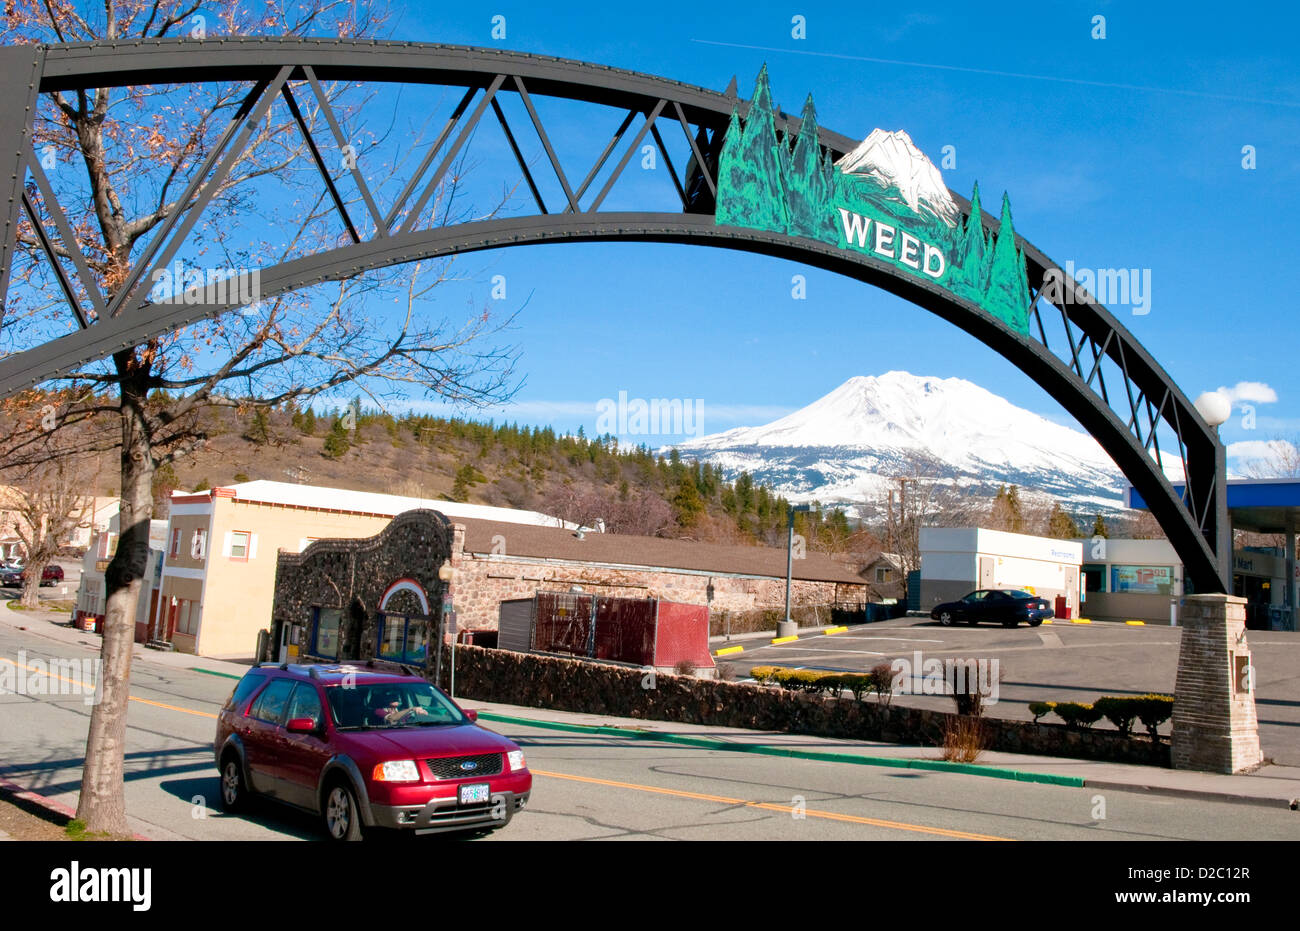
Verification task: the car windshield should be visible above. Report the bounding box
[326,680,467,730]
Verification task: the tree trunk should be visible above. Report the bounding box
[76,353,152,836]
[18,555,50,609]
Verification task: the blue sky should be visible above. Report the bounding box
[316,1,1299,464]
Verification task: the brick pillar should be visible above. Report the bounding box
[1171,593,1263,773]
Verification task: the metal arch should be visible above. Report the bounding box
[0,38,1230,592]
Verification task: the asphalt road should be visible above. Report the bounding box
[720,617,1300,765]
[0,623,1296,841]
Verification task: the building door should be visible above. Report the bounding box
[278,623,291,664]
[1064,567,1079,613]
[978,557,994,589]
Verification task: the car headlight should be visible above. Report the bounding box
[507,750,526,772]
[372,760,421,782]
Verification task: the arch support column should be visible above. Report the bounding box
[1171,593,1263,773]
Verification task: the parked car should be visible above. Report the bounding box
[214,663,531,840]
[930,589,1054,628]
[3,564,64,587]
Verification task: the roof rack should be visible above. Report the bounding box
[308,666,321,679]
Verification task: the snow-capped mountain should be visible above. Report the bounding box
[835,129,962,228]
[671,372,1166,516]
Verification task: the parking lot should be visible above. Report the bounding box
[722,617,1300,765]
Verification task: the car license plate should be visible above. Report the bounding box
[459,783,490,805]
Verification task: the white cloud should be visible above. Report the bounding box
[1216,381,1278,404]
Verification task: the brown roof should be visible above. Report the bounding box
[456,517,866,585]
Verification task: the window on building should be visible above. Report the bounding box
[230,531,250,560]
[1111,565,1174,595]
[875,567,893,583]
[378,614,430,665]
[169,528,181,557]
[177,599,201,636]
[313,607,341,660]
[190,528,207,560]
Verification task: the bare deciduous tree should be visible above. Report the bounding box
[2,1,521,835]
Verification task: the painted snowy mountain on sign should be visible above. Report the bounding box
[835,129,962,229]
[670,372,1174,516]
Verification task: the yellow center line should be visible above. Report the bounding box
[1,657,217,718]
[531,768,1010,841]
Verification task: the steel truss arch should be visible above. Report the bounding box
[0,38,1230,592]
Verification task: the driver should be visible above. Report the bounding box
[375,689,434,725]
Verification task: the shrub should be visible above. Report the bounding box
[1092,696,1138,736]
[1052,701,1103,729]
[1028,701,1056,724]
[749,666,777,685]
[945,660,999,717]
[716,663,736,682]
[868,662,895,706]
[673,659,697,677]
[941,715,989,763]
[1133,694,1174,742]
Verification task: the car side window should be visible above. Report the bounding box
[226,672,268,712]
[286,683,324,729]
[249,678,295,724]
[966,591,985,602]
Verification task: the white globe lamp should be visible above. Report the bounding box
[1193,391,1231,429]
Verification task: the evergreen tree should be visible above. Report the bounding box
[956,181,989,293]
[785,94,835,240]
[672,473,706,528]
[246,407,271,446]
[1047,501,1080,539]
[301,407,317,436]
[715,66,790,233]
[1092,513,1110,538]
[984,192,1031,334]
[323,418,350,459]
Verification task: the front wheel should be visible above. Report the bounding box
[324,782,365,841]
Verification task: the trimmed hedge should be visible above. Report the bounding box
[1039,694,1175,741]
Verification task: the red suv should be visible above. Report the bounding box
[214,663,531,840]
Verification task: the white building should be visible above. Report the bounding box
[920,527,1082,617]
[74,517,168,637]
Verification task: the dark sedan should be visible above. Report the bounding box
[930,589,1054,628]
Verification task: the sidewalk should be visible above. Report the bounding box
[0,602,254,679]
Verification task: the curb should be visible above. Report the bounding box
[1082,778,1300,810]
[0,778,152,840]
[187,666,242,680]
[477,711,1084,788]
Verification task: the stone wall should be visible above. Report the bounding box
[447,547,855,631]
[444,644,1172,767]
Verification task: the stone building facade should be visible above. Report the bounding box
[271,509,451,665]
